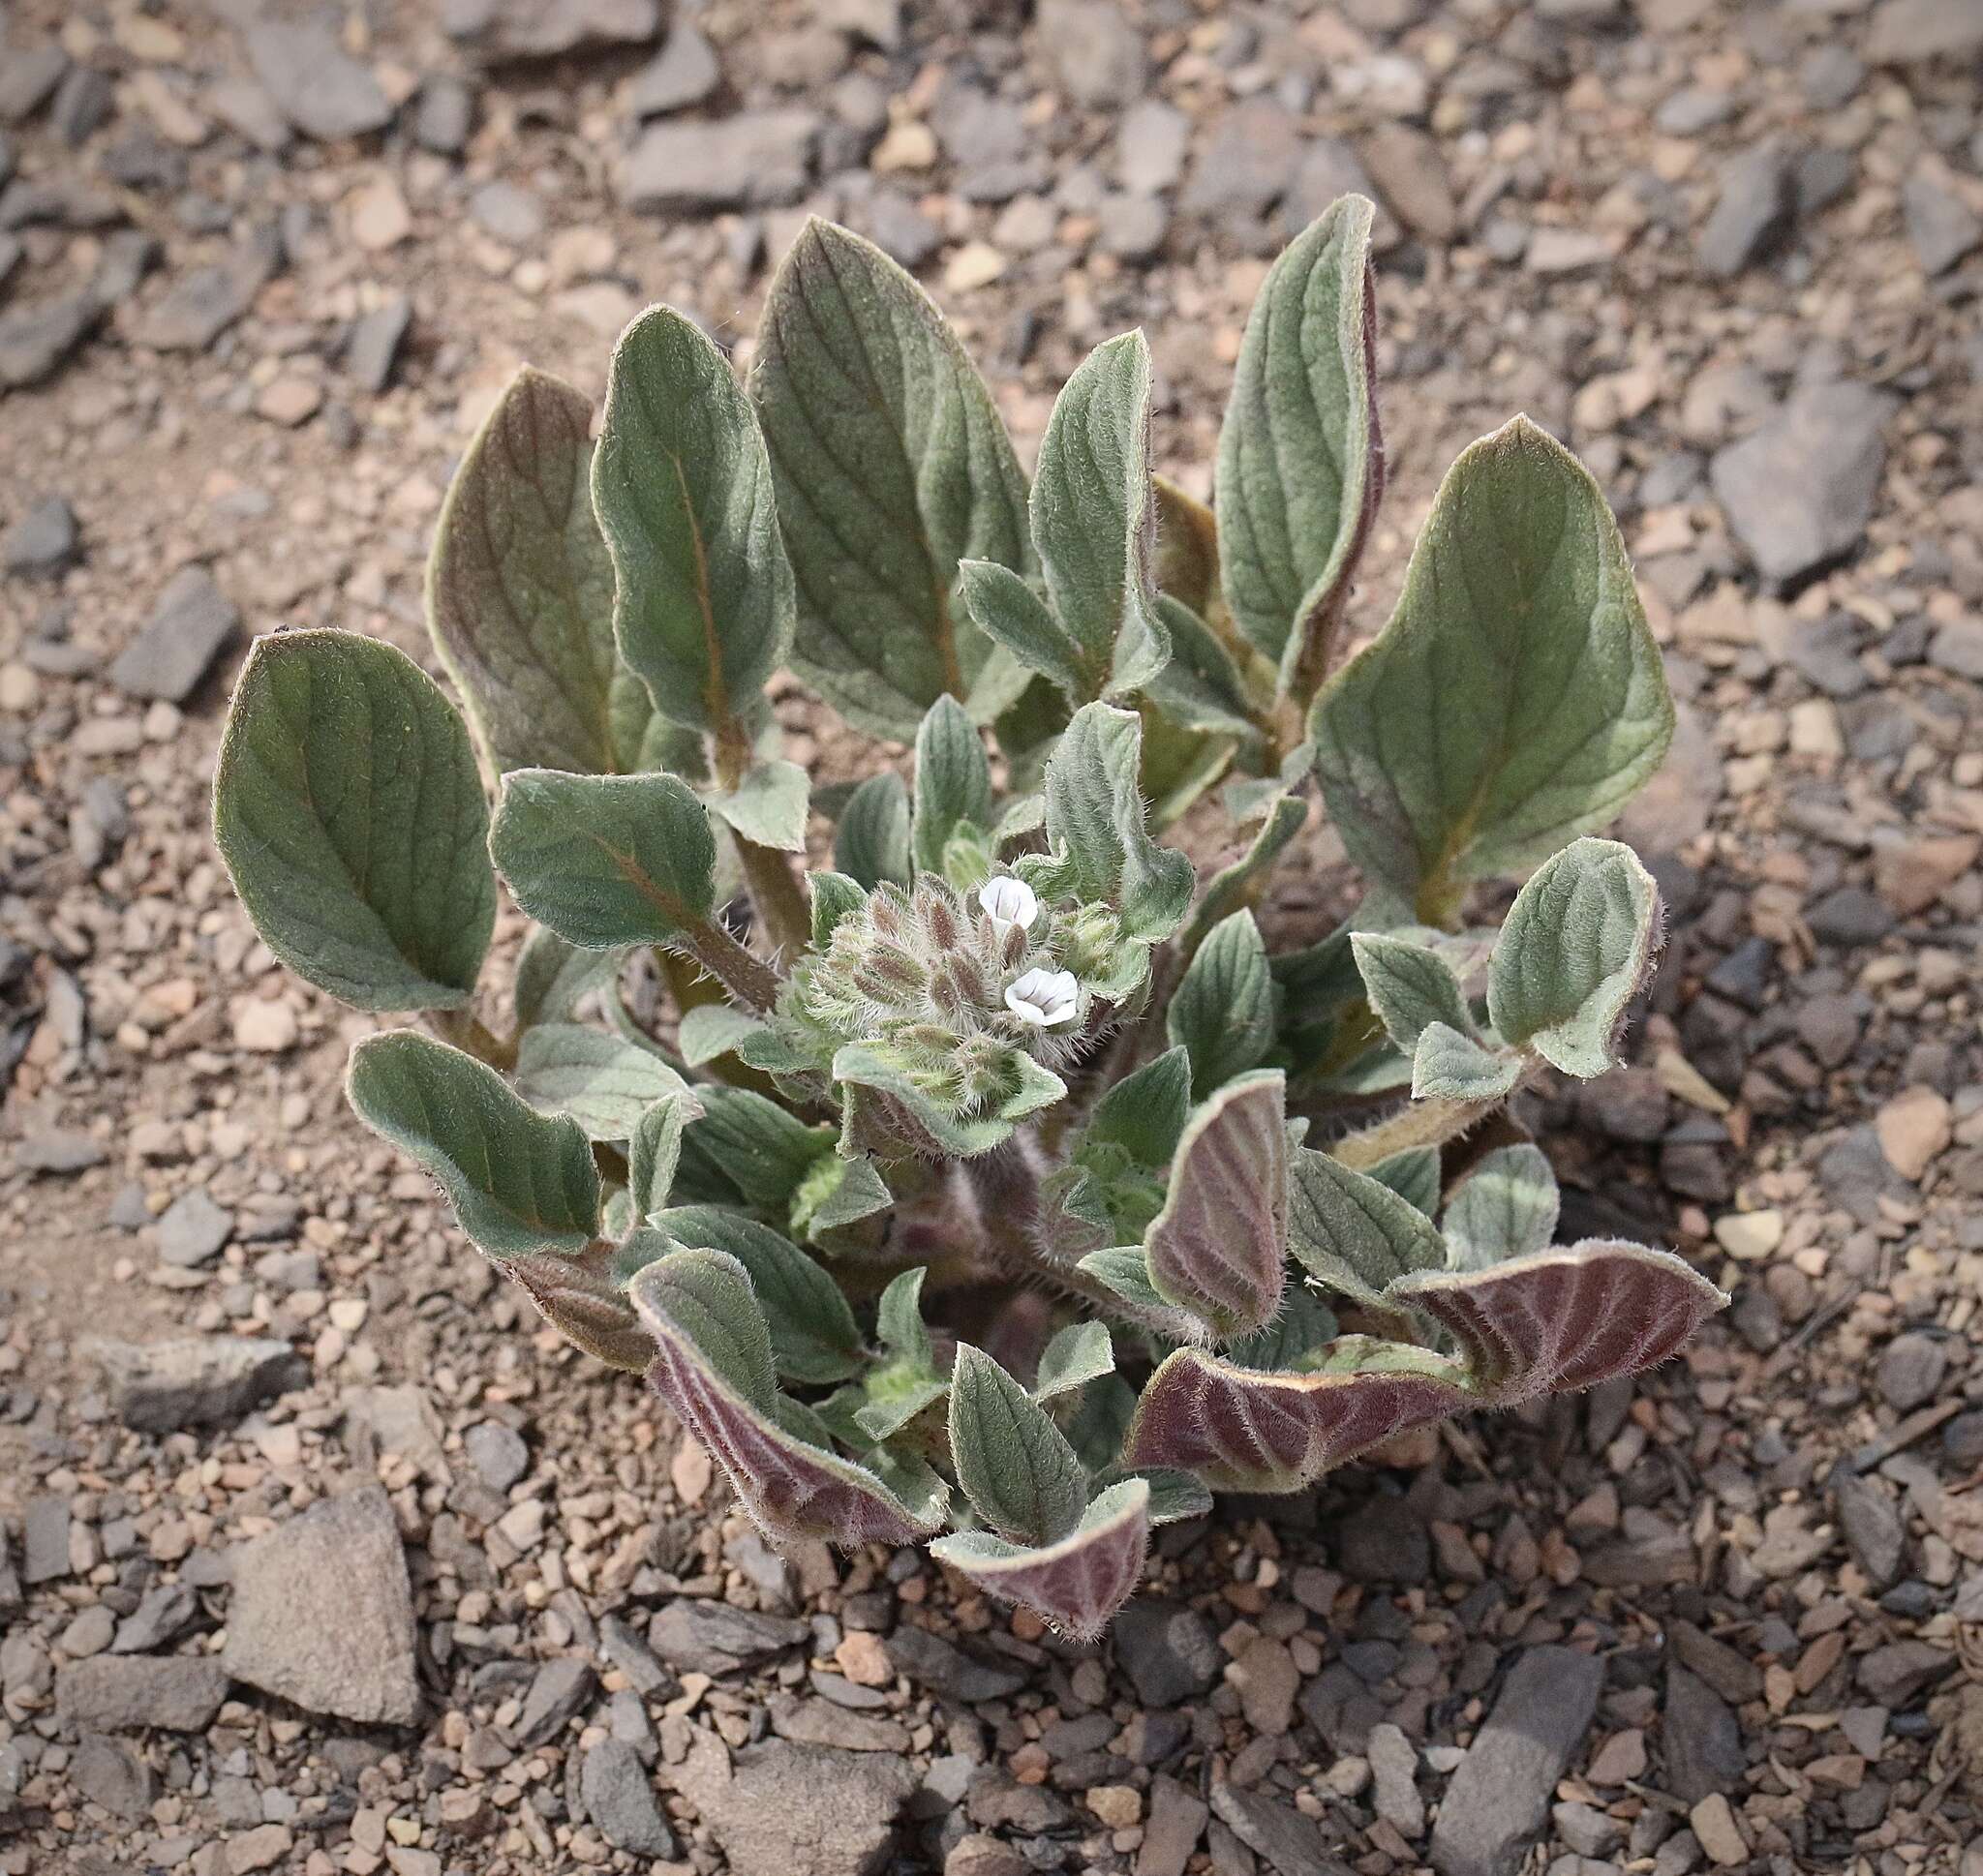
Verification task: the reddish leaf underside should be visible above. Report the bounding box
[1122,1346,1476,1493]
[1144,1072,1288,1341]
[1388,1240,1727,1402]
[931,1478,1151,1643]
[504,1251,652,1372]
[647,1336,944,1549]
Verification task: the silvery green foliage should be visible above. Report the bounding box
[212,204,1724,1642]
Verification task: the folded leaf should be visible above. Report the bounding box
[1085,1045,1192,1166]
[1487,837,1661,1078]
[1168,912,1276,1099]
[931,1475,1150,1643]
[1031,703,1194,942]
[1144,1071,1289,1342]
[1031,330,1169,701]
[790,1152,893,1242]
[504,1247,653,1370]
[835,772,912,890]
[1391,1240,1726,1400]
[1412,1023,1521,1102]
[630,1089,701,1217]
[491,769,716,950]
[1124,1339,1477,1492]
[1178,789,1308,955]
[948,1344,1088,1547]
[1312,417,1673,923]
[1033,1321,1114,1401]
[959,559,1087,701]
[214,631,495,1012]
[652,1206,863,1384]
[1286,1143,1444,1313]
[911,695,993,876]
[752,219,1031,739]
[708,758,810,853]
[1442,1143,1558,1270]
[426,367,648,776]
[346,1031,598,1257]
[1351,932,1475,1053]
[515,1022,688,1139]
[1217,196,1382,702]
[594,305,793,741]
[633,1249,946,1545]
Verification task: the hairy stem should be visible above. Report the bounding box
[429,1006,517,1071]
[734,832,812,962]
[677,921,781,1015]
[1327,1090,1510,1170]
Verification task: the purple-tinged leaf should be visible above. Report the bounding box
[930,1477,1151,1643]
[1389,1239,1726,1401]
[1122,1338,1476,1493]
[1144,1070,1288,1342]
[632,1249,948,1548]
[504,1250,651,1372]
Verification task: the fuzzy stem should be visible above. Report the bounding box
[429,1006,517,1071]
[734,832,811,962]
[1327,1092,1506,1170]
[676,921,781,1016]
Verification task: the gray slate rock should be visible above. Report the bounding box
[1856,1640,1953,1706]
[648,1599,809,1676]
[1866,0,1983,64]
[470,180,544,246]
[1709,380,1891,587]
[244,23,392,141]
[109,565,240,702]
[599,1614,678,1699]
[1902,166,1981,277]
[884,1624,1027,1702]
[0,46,68,124]
[1696,145,1792,278]
[56,1655,229,1732]
[134,226,281,352]
[1209,1783,1347,1875]
[345,295,412,393]
[514,1656,595,1744]
[23,1495,71,1584]
[1834,1473,1906,1588]
[1662,1664,1743,1803]
[582,1738,676,1856]
[1116,99,1188,195]
[93,1335,301,1433]
[70,1734,155,1820]
[1180,99,1301,223]
[51,65,114,146]
[156,1188,233,1267]
[1429,1647,1602,1876]
[629,25,721,116]
[1036,0,1147,109]
[686,1739,918,1876]
[443,0,660,61]
[1929,620,1983,681]
[222,1484,420,1724]
[113,1582,201,1654]
[413,76,473,156]
[16,1128,105,1172]
[0,287,103,389]
[1112,1598,1220,1707]
[1877,1331,1946,1411]
[465,1419,529,1493]
[3,496,79,578]
[620,111,817,211]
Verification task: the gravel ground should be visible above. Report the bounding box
[2,1,1981,1873]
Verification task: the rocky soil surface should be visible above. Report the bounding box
[2,0,1981,1873]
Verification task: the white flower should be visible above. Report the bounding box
[1005,966,1079,1027]
[979,875,1039,936]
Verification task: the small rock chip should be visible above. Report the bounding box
[1696,145,1791,278]
[1691,1794,1749,1867]
[685,1740,919,1876]
[3,495,79,578]
[135,227,281,352]
[344,295,413,393]
[1035,0,1147,109]
[1429,1647,1602,1876]
[470,179,544,246]
[1368,1722,1425,1837]
[1209,1782,1337,1874]
[629,25,721,116]
[619,111,816,211]
[56,1655,229,1732]
[1876,1331,1947,1413]
[647,1599,809,1677]
[71,1734,155,1820]
[244,23,392,141]
[156,1188,233,1267]
[1856,1641,1953,1707]
[465,1419,529,1492]
[1111,1598,1220,1708]
[1663,1664,1744,1805]
[1874,1086,1952,1182]
[108,565,240,702]
[1360,121,1456,241]
[23,1495,72,1584]
[514,1655,596,1744]
[884,1624,1027,1703]
[223,1484,420,1723]
[1834,1474,1906,1589]
[444,0,661,62]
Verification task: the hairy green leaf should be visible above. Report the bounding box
[491,769,715,949]
[1443,1143,1559,1270]
[1350,932,1475,1053]
[1364,1146,1442,1218]
[959,559,1086,701]
[514,929,618,1032]
[1168,911,1276,1098]
[426,367,651,776]
[1487,837,1660,1077]
[948,1344,1088,1547]
[630,1090,700,1217]
[752,219,1032,738]
[1412,1023,1522,1102]
[835,772,912,890]
[515,1022,687,1139]
[346,1031,598,1257]
[1031,330,1169,700]
[677,1003,767,1067]
[708,757,810,853]
[686,1088,834,1209]
[1286,1143,1444,1312]
[595,306,793,741]
[808,869,869,947]
[1178,788,1307,955]
[1085,1045,1192,1165]
[1312,417,1673,922]
[1033,1321,1114,1401]
[1217,196,1382,701]
[911,695,993,875]
[214,631,495,1011]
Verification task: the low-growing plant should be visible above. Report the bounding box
[213,199,1725,1639]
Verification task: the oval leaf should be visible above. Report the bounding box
[345,1030,599,1257]
[1144,1070,1289,1343]
[948,1344,1088,1548]
[214,631,495,1011]
[514,1023,687,1140]
[1442,1143,1559,1270]
[910,695,993,876]
[595,306,794,740]
[1286,1143,1446,1313]
[1168,911,1276,1098]
[1312,417,1674,923]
